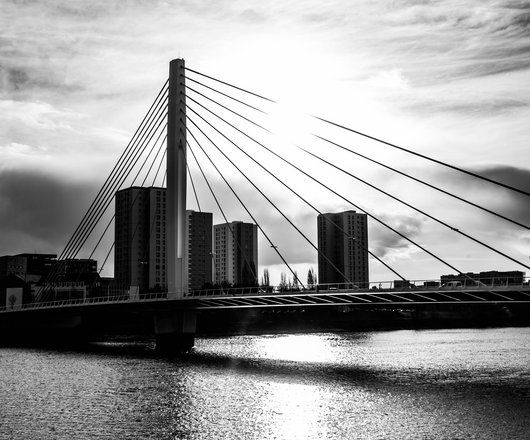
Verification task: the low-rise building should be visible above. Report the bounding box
[0,253,57,283]
[441,270,526,286]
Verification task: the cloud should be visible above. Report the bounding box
[450,56,530,81]
[476,165,530,192]
[0,65,82,97]
[0,99,83,131]
[404,96,529,115]
[372,1,530,84]
[364,69,410,91]
[0,169,98,254]
[436,165,530,226]
[239,9,267,23]
[370,215,426,258]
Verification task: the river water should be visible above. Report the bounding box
[0,327,529,439]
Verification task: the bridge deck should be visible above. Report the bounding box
[2,285,530,314]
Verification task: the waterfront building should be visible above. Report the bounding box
[115,186,166,292]
[0,253,57,283]
[185,210,213,291]
[53,259,97,280]
[115,188,213,292]
[441,270,526,286]
[317,210,369,287]
[0,254,98,302]
[0,273,27,308]
[214,221,258,286]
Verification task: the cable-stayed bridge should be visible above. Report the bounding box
[1,59,529,352]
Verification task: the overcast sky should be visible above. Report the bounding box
[1,0,529,284]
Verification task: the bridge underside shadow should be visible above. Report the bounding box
[1,302,529,352]
[0,303,196,353]
[196,303,530,335]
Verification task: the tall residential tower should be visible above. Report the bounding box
[317,210,369,287]
[115,186,167,291]
[214,221,258,286]
[115,188,213,293]
[185,210,213,291]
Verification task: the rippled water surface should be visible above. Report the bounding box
[1,328,529,439]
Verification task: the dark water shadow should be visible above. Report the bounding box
[3,339,528,399]
[183,350,530,397]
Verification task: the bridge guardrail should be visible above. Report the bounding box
[1,277,528,313]
[0,292,169,313]
[185,277,530,297]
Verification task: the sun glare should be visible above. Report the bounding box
[263,382,330,440]
[266,99,315,146]
[257,334,334,363]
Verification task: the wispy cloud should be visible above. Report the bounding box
[370,215,426,259]
[435,165,530,225]
[0,65,82,98]
[0,100,82,130]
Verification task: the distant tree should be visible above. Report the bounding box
[307,267,316,288]
[261,268,270,287]
[292,271,299,290]
[220,280,232,289]
[307,268,314,287]
[279,271,288,291]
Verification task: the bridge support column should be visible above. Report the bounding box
[154,310,196,353]
[167,58,187,299]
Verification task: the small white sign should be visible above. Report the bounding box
[129,285,140,300]
[6,287,23,310]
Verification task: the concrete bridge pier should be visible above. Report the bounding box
[154,310,196,353]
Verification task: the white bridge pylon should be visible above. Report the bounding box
[167,58,187,298]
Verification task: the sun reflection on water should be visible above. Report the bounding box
[263,381,330,440]
[256,334,335,363]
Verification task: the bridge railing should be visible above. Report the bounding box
[0,292,170,313]
[1,277,528,313]
[185,276,530,297]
